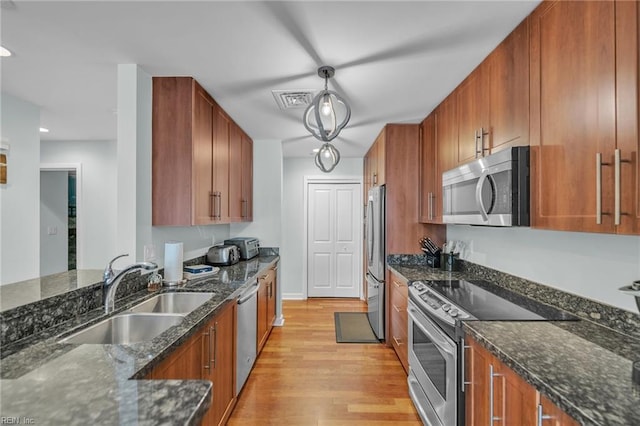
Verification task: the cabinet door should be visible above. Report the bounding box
[465,337,491,426]
[376,130,386,185]
[228,123,243,222]
[435,94,458,219]
[148,330,204,380]
[212,106,230,223]
[419,114,437,223]
[203,301,236,426]
[267,268,277,328]
[489,18,530,153]
[257,272,269,353]
[240,133,253,221]
[530,0,616,233]
[494,362,537,426]
[457,65,490,166]
[616,0,640,235]
[538,394,580,426]
[193,84,215,225]
[389,272,408,374]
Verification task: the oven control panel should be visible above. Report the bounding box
[409,281,473,324]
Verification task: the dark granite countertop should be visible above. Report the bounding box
[387,258,640,426]
[0,255,279,425]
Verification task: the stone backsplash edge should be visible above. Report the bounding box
[388,254,640,340]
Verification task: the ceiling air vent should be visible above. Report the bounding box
[272,90,316,110]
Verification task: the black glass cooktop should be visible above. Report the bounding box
[423,279,577,321]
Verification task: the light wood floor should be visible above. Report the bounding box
[228,298,422,425]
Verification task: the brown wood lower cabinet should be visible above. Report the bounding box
[257,266,277,353]
[465,336,578,426]
[147,301,237,426]
[388,270,408,374]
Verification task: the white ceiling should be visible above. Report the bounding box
[1,0,540,158]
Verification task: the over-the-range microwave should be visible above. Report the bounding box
[442,146,530,226]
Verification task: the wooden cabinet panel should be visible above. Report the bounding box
[148,329,204,381]
[457,66,490,166]
[419,114,437,223]
[240,133,253,221]
[389,272,408,374]
[228,123,243,221]
[465,337,491,426]
[538,394,580,426]
[202,301,236,426]
[465,336,578,426]
[376,131,386,185]
[529,0,617,233]
[257,268,276,353]
[436,94,458,177]
[267,268,277,329]
[488,18,530,154]
[152,76,253,226]
[212,106,230,223]
[616,0,640,235]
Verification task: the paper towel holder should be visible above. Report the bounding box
[163,241,185,286]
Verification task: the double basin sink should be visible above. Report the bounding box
[59,292,216,345]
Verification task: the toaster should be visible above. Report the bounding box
[207,245,241,266]
[223,237,260,260]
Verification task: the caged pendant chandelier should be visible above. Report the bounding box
[304,66,351,172]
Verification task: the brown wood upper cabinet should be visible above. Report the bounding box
[364,129,386,188]
[152,76,253,226]
[529,0,639,235]
[455,19,529,167]
[465,336,578,426]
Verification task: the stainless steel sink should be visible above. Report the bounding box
[59,313,185,345]
[126,292,216,314]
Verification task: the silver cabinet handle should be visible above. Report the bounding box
[615,149,621,226]
[596,153,612,224]
[241,199,247,218]
[217,192,222,219]
[211,324,217,368]
[489,364,502,423]
[537,404,553,426]
[203,328,211,370]
[461,344,471,392]
[427,192,434,221]
[209,192,215,218]
[480,127,489,155]
[475,129,481,158]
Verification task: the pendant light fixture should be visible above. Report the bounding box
[304,66,351,142]
[304,66,351,172]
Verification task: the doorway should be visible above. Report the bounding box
[306,181,362,298]
[40,163,82,275]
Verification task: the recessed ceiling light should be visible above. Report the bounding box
[0,46,12,57]
[39,127,49,133]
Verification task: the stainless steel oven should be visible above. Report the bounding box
[407,300,458,426]
[406,279,577,425]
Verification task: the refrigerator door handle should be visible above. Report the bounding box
[367,199,374,264]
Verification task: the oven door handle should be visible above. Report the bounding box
[475,170,490,222]
[408,306,456,357]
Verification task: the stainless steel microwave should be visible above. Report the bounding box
[442,146,529,226]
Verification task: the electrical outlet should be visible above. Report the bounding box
[144,244,156,262]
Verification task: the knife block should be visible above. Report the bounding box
[425,252,440,268]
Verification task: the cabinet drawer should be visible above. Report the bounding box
[390,273,408,299]
[390,301,409,374]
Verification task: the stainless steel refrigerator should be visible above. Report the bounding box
[365,185,385,340]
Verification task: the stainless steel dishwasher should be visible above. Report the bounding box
[236,279,259,395]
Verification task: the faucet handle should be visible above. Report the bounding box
[104,254,129,282]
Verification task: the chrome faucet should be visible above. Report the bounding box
[103,254,158,314]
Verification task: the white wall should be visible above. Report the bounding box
[281,157,363,299]
[40,171,68,275]
[230,139,283,247]
[447,225,640,312]
[118,65,230,270]
[0,93,40,284]
[41,140,117,269]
